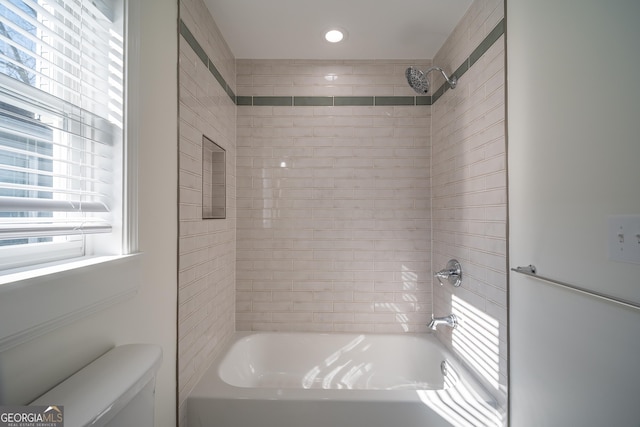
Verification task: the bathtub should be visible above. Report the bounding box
[187,332,503,427]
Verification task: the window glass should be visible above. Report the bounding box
[0,0,125,270]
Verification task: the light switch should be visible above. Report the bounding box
[608,215,640,264]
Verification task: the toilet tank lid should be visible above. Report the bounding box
[30,344,162,427]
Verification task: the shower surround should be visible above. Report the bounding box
[234,0,508,404]
[236,60,435,333]
[177,0,508,424]
[431,0,507,402]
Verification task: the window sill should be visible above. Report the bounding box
[0,254,141,352]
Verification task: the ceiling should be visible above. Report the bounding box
[202,0,473,60]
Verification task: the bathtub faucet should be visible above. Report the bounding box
[428,314,458,331]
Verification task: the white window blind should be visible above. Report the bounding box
[0,0,124,270]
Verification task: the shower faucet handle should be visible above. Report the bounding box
[434,259,462,287]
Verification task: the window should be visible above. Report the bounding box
[0,0,126,271]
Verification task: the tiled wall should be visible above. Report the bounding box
[431,0,508,409]
[178,0,236,424]
[176,0,507,422]
[236,60,435,333]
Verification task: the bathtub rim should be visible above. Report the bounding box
[188,331,500,406]
[218,330,452,390]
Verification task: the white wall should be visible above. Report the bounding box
[508,0,640,425]
[0,1,178,426]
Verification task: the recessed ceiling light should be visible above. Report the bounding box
[325,29,345,43]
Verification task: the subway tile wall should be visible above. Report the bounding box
[236,60,435,333]
[431,0,508,409]
[176,0,507,422]
[178,0,237,425]
[237,60,432,98]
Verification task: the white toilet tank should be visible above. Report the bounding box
[30,344,162,427]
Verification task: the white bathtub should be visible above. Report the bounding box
[187,332,504,427]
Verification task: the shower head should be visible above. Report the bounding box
[405,67,430,94]
[405,66,457,94]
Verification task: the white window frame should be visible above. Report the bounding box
[0,0,140,352]
[0,0,130,270]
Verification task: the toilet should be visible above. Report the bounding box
[30,344,162,427]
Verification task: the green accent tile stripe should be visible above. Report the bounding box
[334,96,374,106]
[432,18,504,104]
[294,96,333,106]
[253,96,293,106]
[453,61,469,82]
[180,17,504,108]
[235,96,428,107]
[179,19,237,104]
[224,85,236,102]
[431,85,446,104]
[179,21,208,67]
[236,96,253,106]
[375,96,415,106]
[470,18,505,67]
[208,62,226,90]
